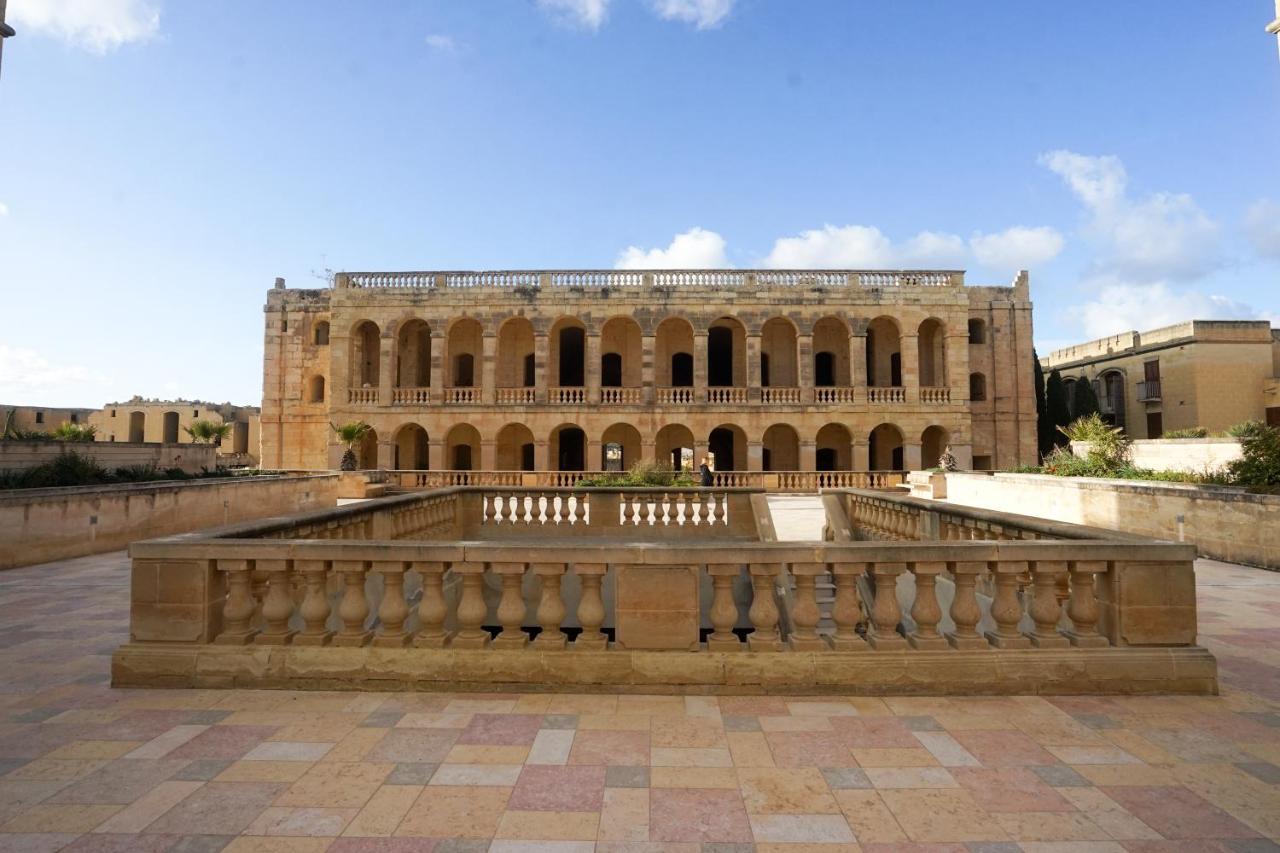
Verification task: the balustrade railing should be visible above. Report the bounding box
[347,388,379,405]
[340,269,964,290]
[600,387,643,404]
[867,386,906,404]
[391,387,431,405]
[444,387,480,404]
[815,386,856,404]
[549,387,587,405]
[706,387,748,404]
[389,470,909,493]
[495,387,536,405]
[920,387,952,404]
[760,387,801,404]
[656,386,695,404]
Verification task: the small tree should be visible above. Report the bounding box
[331,421,372,471]
[1226,425,1280,489]
[1045,370,1072,449]
[184,419,233,445]
[1071,378,1101,420]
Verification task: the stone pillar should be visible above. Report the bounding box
[428,439,444,471]
[587,439,602,471]
[377,439,394,470]
[904,442,923,471]
[694,331,708,393]
[378,335,394,406]
[534,440,550,471]
[480,440,496,471]
[641,334,656,405]
[853,440,870,471]
[481,333,497,405]
[947,330,968,402]
[746,332,762,402]
[797,333,814,404]
[800,440,817,472]
[585,332,601,405]
[900,333,919,403]
[951,443,973,469]
[534,333,549,404]
[642,438,656,464]
[747,440,763,471]
[429,338,444,404]
[850,333,867,389]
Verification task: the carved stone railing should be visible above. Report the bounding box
[656,386,695,404]
[443,387,479,404]
[868,386,906,404]
[549,387,587,405]
[774,471,903,491]
[340,269,965,291]
[391,387,431,405]
[389,470,908,492]
[495,387,536,405]
[920,387,952,404]
[706,387,748,404]
[815,386,856,404]
[600,387,643,404]
[472,488,753,540]
[347,388,378,405]
[761,387,801,404]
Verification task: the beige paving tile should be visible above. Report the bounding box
[495,809,600,840]
[597,787,649,842]
[395,784,511,837]
[880,788,1007,843]
[274,761,393,809]
[341,783,421,837]
[1,803,123,833]
[91,780,204,834]
[737,767,840,814]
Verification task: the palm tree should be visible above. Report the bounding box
[52,422,97,442]
[184,419,233,445]
[331,421,372,471]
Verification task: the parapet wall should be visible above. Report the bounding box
[0,441,217,474]
[1071,438,1243,473]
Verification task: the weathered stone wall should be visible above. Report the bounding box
[0,441,216,474]
[1071,438,1243,473]
[938,471,1280,569]
[0,474,341,570]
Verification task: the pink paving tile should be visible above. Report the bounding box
[60,834,180,852]
[508,764,607,811]
[328,840,441,852]
[951,767,1075,812]
[567,730,650,766]
[456,713,545,746]
[830,717,921,748]
[716,697,791,716]
[948,729,1057,767]
[166,725,280,760]
[365,729,459,763]
[861,845,969,853]
[1101,786,1262,840]
[764,732,857,768]
[1119,842,1237,852]
[649,788,753,843]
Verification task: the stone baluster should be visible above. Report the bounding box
[984,561,1031,648]
[532,562,568,649]
[255,559,296,645]
[829,562,868,650]
[623,494,637,526]
[573,495,587,525]
[789,562,830,650]
[450,562,490,649]
[698,496,711,525]
[373,561,411,647]
[293,559,333,646]
[946,561,989,649]
[907,561,949,650]
[1065,560,1111,647]
[747,563,783,651]
[574,562,609,650]
[491,562,529,649]
[714,494,727,525]
[707,564,744,651]
[216,559,258,645]
[412,561,449,647]
[867,562,908,649]
[332,560,373,647]
[1028,561,1070,648]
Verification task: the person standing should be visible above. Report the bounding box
[699,457,713,487]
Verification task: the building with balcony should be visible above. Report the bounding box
[261,268,1039,473]
[1043,320,1280,438]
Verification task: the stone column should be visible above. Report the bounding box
[429,338,444,405]
[900,333,919,403]
[800,440,817,472]
[853,440,870,471]
[378,335,394,406]
[694,331,708,394]
[585,332,601,405]
[850,333,867,390]
[481,333,497,405]
[377,439,394,470]
[746,332,762,403]
[480,440,496,471]
[587,439,602,471]
[904,442,923,471]
[534,332,549,404]
[641,333,656,405]
[798,332,814,404]
[534,440,550,471]
[641,438,656,464]
[747,440,763,472]
[947,329,968,403]
[428,439,444,472]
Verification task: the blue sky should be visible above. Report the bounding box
[1,0,1278,407]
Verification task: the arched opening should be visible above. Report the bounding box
[447,318,482,388]
[232,422,249,454]
[813,317,850,386]
[708,317,745,387]
[866,316,901,387]
[551,424,586,471]
[816,423,852,471]
[1063,377,1077,416]
[524,354,535,387]
[869,423,905,471]
[350,320,381,388]
[762,424,799,472]
[656,317,695,388]
[446,424,480,471]
[656,424,695,473]
[393,424,429,470]
[496,423,536,471]
[968,318,986,345]
[921,425,950,469]
[969,372,987,402]
[396,319,432,388]
[313,321,330,346]
[600,316,642,388]
[551,319,586,387]
[708,423,747,471]
[162,411,179,444]
[308,375,326,403]
[760,317,797,387]
[1100,370,1127,431]
[128,411,145,443]
[918,318,947,388]
[497,317,535,389]
[357,427,380,470]
[601,423,642,471]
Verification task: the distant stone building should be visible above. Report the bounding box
[1043,320,1280,437]
[1,404,96,434]
[261,268,1039,473]
[88,399,261,464]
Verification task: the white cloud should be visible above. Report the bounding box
[762,224,968,269]
[1041,149,1220,282]
[971,226,1064,271]
[650,0,735,29]
[423,33,458,52]
[0,345,105,399]
[1244,199,1280,261]
[0,202,8,217]
[537,0,609,30]
[615,227,729,269]
[1072,281,1272,340]
[9,0,161,53]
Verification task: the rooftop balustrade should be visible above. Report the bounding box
[339,269,966,291]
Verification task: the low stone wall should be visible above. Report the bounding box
[1072,438,1242,473]
[0,440,217,475]
[939,471,1279,569]
[0,474,342,570]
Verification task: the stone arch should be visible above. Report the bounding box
[600,316,643,388]
[497,317,536,388]
[816,423,852,471]
[969,372,987,402]
[762,423,799,471]
[162,411,179,444]
[866,316,901,387]
[350,320,381,388]
[550,422,587,471]
[395,319,432,388]
[496,422,536,471]
[760,317,798,387]
[393,423,430,469]
[813,316,850,387]
[128,411,145,443]
[918,317,947,388]
[708,423,747,471]
[549,316,587,388]
[656,317,695,387]
[1099,369,1127,430]
[921,425,950,468]
[447,318,483,387]
[656,423,695,472]
[445,423,480,471]
[357,427,380,470]
[868,422,904,471]
[601,422,642,471]
[708,316,746,387]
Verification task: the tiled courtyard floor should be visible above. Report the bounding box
[1,548,1278,852]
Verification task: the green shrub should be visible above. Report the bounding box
[1059,413,1130,469]
[9,452,113,489]
[51,423,97,442]
[1225,420,1266,439]
[1162,427,1208,439]
[1226,425,1280,489]
[577,461,696,488]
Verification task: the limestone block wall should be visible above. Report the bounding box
[937,471,1280,569]
[0,441,216,474]
[1071,438,1243,473]
[0,474,341,570]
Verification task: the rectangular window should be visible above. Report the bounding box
[1146,412,1163,438]
[1143,360,1160,382]
[35,411,44,424]
[193,409,199,417]
[71,413,79,423]
[111,409,117,417]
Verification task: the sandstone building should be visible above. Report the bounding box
[1043,320,1280,438]
[88,398,261,464]
[260,269,1039,473]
